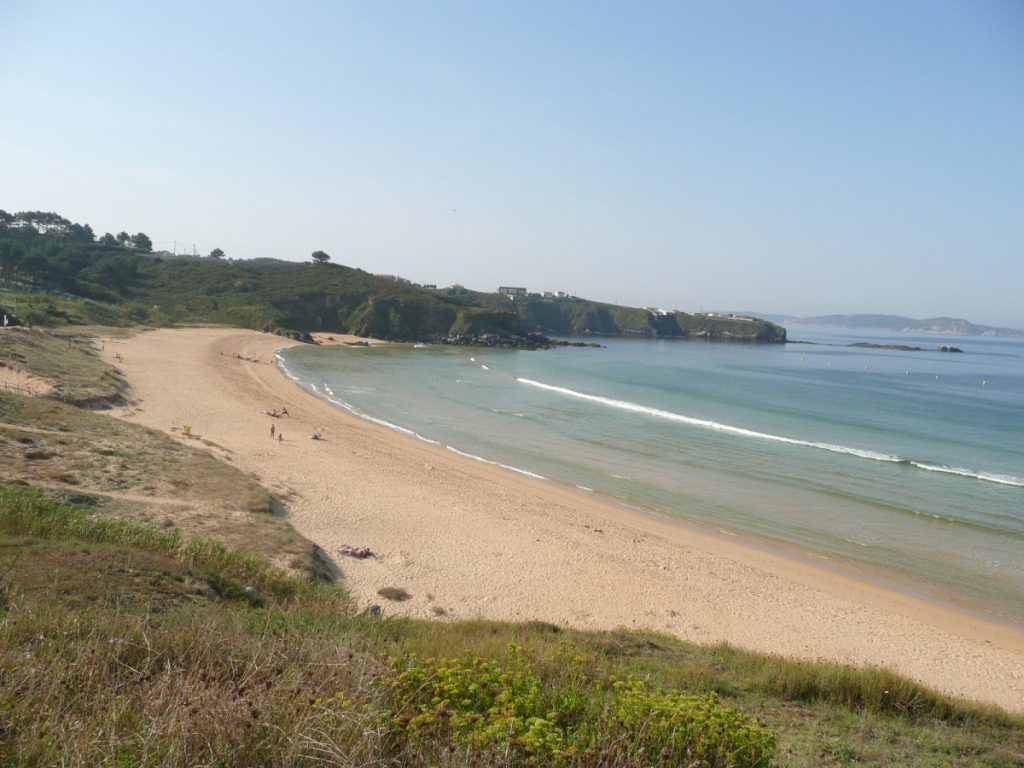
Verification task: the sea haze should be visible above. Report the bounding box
[279,328,1024,624]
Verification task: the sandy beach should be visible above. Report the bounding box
[107,327,1024,713]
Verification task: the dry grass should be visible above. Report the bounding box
[0,543,381,765]
[0,326,127,405]
[0,391,326,580]
[0,327,328,579]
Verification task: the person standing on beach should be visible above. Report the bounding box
[278,432,283,442]
[270,423,275,439]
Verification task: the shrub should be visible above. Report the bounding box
[385,645,775,767]
[598,677,776,767]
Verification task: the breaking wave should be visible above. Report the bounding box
[516,377,1024,488]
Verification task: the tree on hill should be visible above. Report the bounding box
[131,232,153,252]
[99,232,118,246]
[116,232,131,246]
[69,223,95,242]
[209,247,225,259]
[16,211,71,234]
[311,250,331,265]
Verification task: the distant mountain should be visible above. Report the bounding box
[751,313,1023,338]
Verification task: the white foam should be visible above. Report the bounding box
[517,377,899,462]
[912,463,1024,487]
[445,445,546,480]
[364,414,439,445]
[517,377,1023,488]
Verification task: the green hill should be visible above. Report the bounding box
[446,290,787,342]
[1,209,785,344]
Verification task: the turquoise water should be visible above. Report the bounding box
[279,328,1024,622]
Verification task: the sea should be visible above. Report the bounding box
[278,326,1024,625]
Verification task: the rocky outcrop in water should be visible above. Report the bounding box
[841,342,966,354]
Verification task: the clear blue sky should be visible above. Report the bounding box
[3,1,1023,326]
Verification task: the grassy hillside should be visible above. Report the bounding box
[0,328,326,579]
[443,289,787,342]
[0,288,137,328]
[0,212,534,342]
[136,258,486,338]
[1,211,786,343]
[0,325,127,405]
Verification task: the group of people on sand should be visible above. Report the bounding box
[264,406,325,442]
[221,350,262,364]
[265,406,289,441]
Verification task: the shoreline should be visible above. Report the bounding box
[296,346,1023,634]
[282,341,1024,632]
[543,479,1024,636]
[107,327,1024,713]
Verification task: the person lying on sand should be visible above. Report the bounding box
[310,432,323,440]
[264,408,280,417]
[338,545,374,559]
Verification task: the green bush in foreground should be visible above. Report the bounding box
[386,646,776,767]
